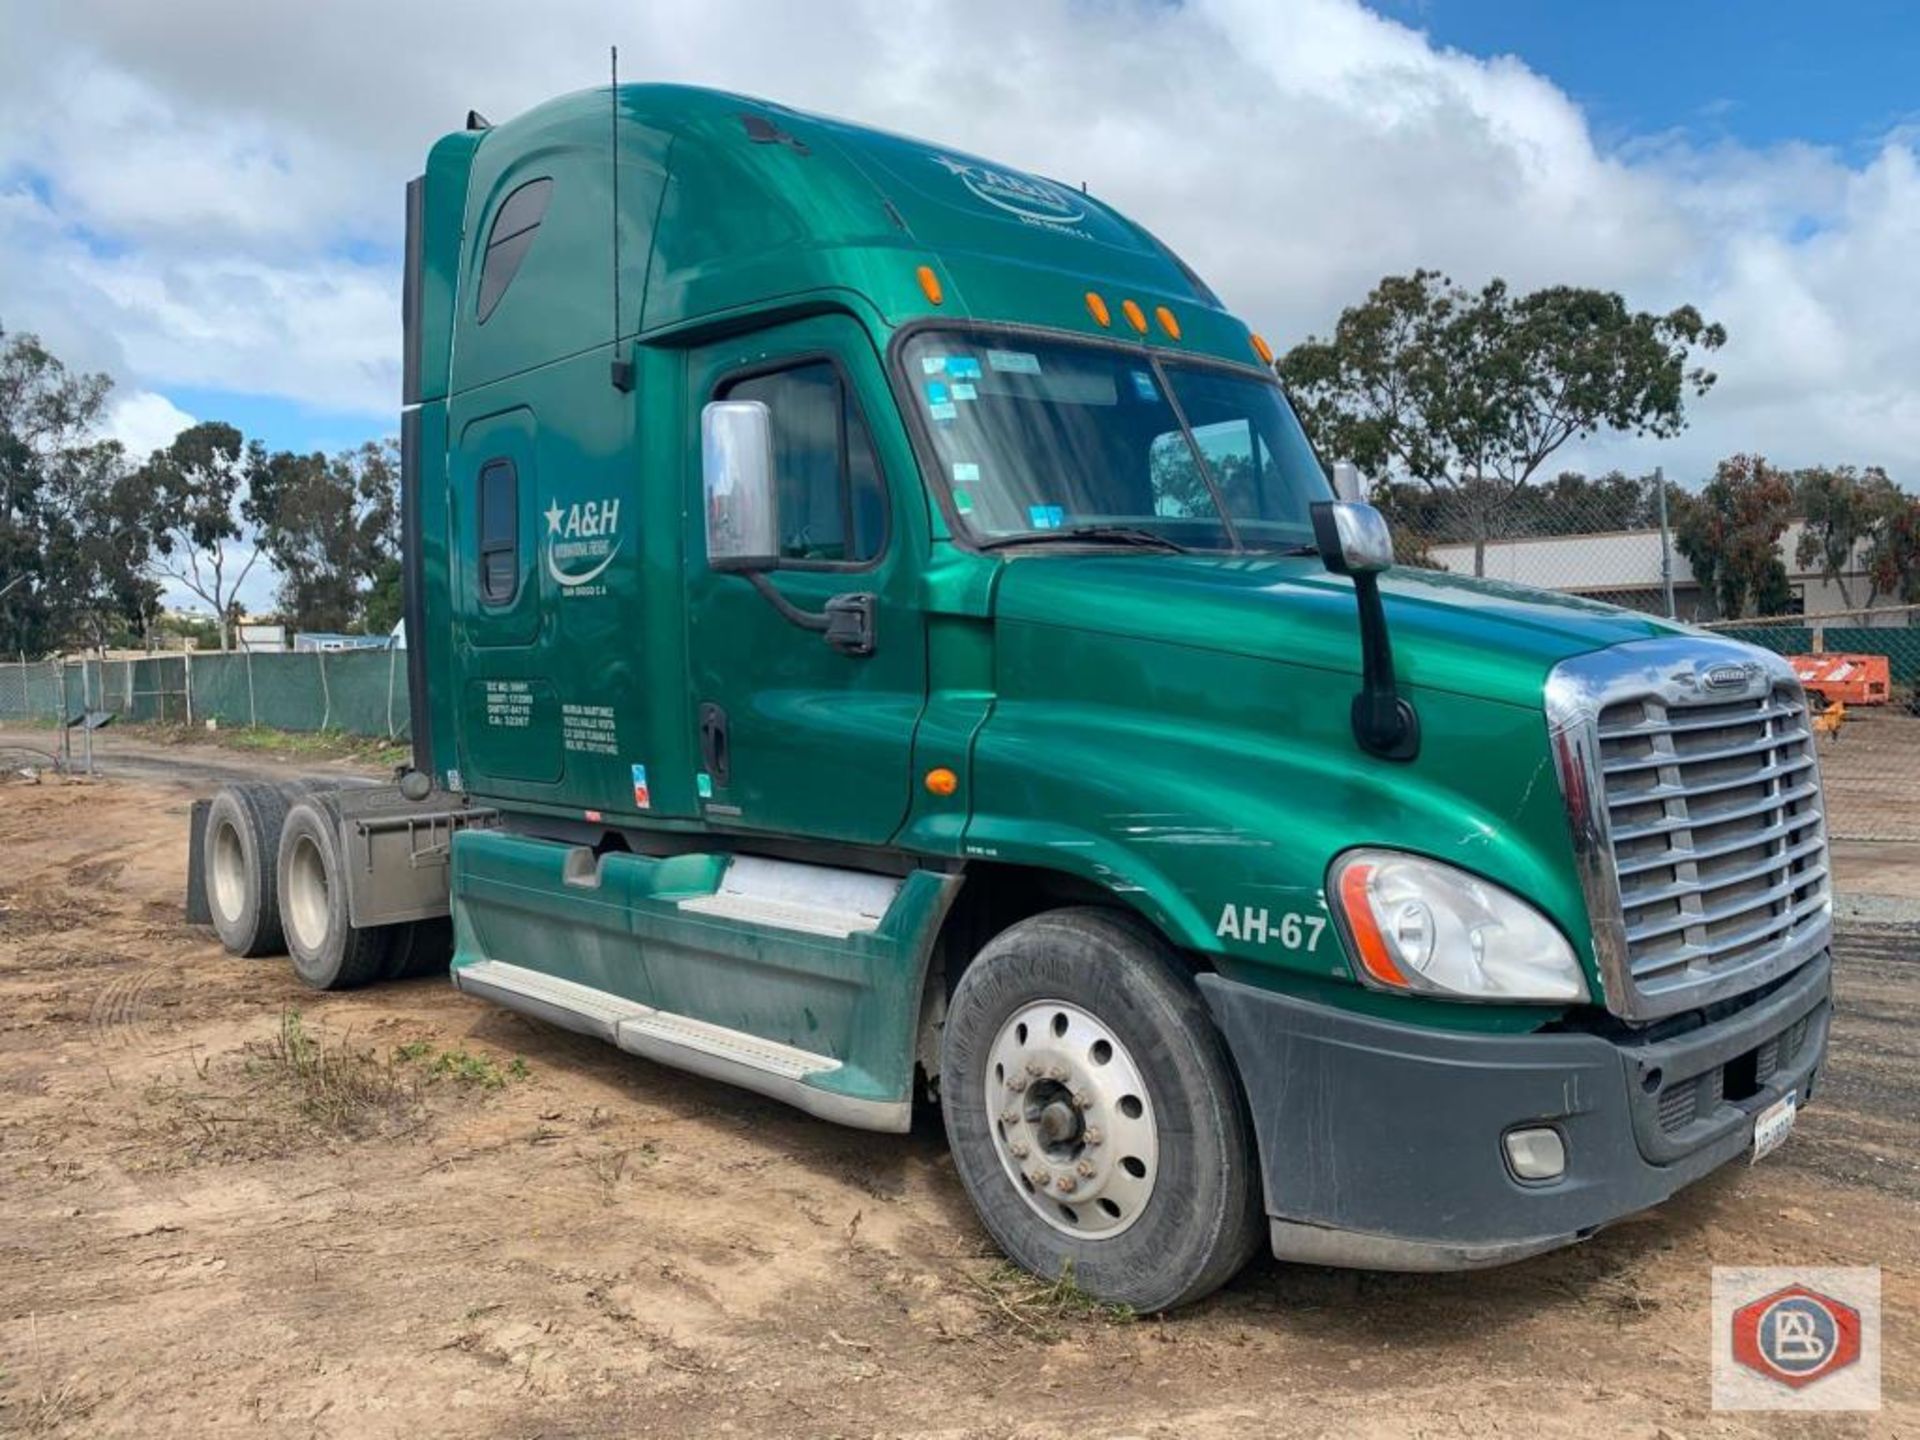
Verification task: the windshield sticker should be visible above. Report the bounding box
[1028,504,1065,529]
[947,357,983,379]
[696,771,713,800]
[926,380,950,404]
[988,349,1042,375]
[630,764,651,811]
[921,355,949,375]
[951,382,977,401]
[1131,369,1158,401]
[929,401,958,422]
[952,461,981,483]
[954,489,975,514]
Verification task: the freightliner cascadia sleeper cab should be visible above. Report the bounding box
[189,85,1834,1311]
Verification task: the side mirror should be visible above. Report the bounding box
[702,399,778,572]
[1310,500,1417,762]
[1311,500,1394,575]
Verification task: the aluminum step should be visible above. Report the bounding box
[449,958,906,1133]
[676,855,901,939]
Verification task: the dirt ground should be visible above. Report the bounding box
[1,734,1915,1438]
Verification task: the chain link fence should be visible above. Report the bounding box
[1386,471,1920,842]
[0,649,411,743]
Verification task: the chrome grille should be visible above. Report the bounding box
[1547,639,1835,1020]
[1594,684,1830,1003]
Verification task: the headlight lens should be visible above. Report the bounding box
[1331,849,1589,1003]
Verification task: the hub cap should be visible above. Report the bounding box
[209,819,246,925]
[984,999,1158,1239]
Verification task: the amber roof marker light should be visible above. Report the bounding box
[1121,299,1148,333]
[1085,291,1111,327]
[924,767,959,796]
[1154,305,1181,340]
[916,265,944,305]
[1250,332,1274,366]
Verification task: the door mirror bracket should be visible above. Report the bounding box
[1311,500,1418,761]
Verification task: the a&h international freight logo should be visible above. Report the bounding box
[1713,1267,1880,1411]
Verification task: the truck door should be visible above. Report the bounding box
[684,316,927,845]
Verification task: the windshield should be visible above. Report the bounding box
[899,329,1331,551]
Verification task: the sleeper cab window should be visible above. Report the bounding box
[718,362,885,565]
[475,177,553,323]
[478,459,518,605]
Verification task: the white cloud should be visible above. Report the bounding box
[104,389,195,461]
[1,0,1917,487]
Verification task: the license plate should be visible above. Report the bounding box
[1751,1090,1797,1164]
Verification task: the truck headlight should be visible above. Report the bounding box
[1330,849,1589,1004]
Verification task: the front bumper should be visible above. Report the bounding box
[1197,951,1831,1271]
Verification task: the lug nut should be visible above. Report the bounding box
[1048,1064,1070,1082]
[1006,1074,1028,1092]
[1082,1126,1102,1147]
[1026,1060,1043,1077]
[1055,1175,1077,1194]
[1028,1167,1052,1187]
[1009,1141,1030,1159]
[1070,1088,1091,1109]
[1002,1109,1021,1127]
[1076,1159,1096,1178]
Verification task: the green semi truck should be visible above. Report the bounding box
[190,84,1833,1311]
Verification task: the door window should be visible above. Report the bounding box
[720,362,885,565]
[478,458,518,605]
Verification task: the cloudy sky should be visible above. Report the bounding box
[3,0,1916,609]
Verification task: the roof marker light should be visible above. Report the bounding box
[1154,305,1181,340]
[1121,299,1148,333]
[917,265,943,306]
[1250,332,1274,365]
[1085,291,1111,327]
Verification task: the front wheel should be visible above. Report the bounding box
[940,908,1265,1312]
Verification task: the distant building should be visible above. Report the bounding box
[293,632,391,653]
[1425,522,1907,625]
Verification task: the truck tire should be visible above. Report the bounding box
[940,907,1265,1312]
[276,797,392,989]
[204,783,294,957]
[384,916,454,981]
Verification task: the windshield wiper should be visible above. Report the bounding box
[1247,541,1321,557]
[975,524,1191,554]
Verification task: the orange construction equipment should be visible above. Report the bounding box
[1789,653,1892,706]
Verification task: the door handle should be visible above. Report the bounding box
[698,702,730,786]
[823,594,876,657]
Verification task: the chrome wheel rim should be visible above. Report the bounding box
[984,999,1158,1239]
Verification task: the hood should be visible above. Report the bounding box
[990,552,1688,710]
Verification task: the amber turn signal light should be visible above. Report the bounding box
[924,767,959,796]
[917,265,943,305]
[1337,861,1411,990]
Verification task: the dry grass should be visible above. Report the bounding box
[964,1261,1137,1341]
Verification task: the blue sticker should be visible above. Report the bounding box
[946,357,983,379]
[988,349,1042,375]
[696,771,713,800]
[951,382,977,401]
[1028,504,1065,529]
[630,764,651,810]
[1131,369,1158,401]
[926,380,950,404]
[921,355,949,375]
[929,401,958,421]
[951,461,981,483]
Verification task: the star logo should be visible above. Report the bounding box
[544,500,564,535]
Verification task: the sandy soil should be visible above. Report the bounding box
[0,753,1915,1438]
